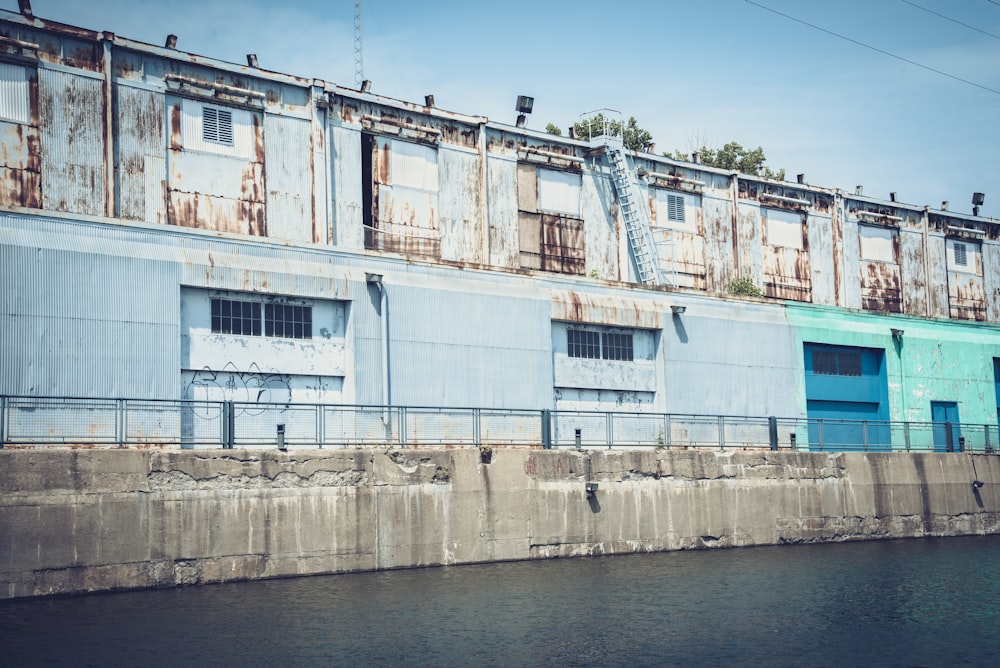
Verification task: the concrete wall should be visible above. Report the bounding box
[2,447,998,600]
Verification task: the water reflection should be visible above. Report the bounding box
[2,536,999,667]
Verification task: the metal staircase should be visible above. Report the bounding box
[603,137,663,286]
[582,110,664,286]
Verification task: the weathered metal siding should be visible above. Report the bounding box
[581,164,618,281]
[38,67,105,215]
[330,123,364,249]
[438,145,483,264]
[736,200,764,288]
[841,214,862,310]
[807,213,835,305]
[926,234,951,318]
[0,215,179,398]
[900,228,927,316]
[984,242,1000,322]
[486,153,519,268]
[115,84,165,224]
[0,60,40,209]
[701,187,735,294]
[264,114,313,243]
[369,135,440,258]
[165,96,266,236]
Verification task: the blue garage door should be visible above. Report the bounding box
[804,343,890,451]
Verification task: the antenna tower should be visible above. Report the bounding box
[354,0,364,87]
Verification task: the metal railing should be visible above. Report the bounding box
[1,395,997,453]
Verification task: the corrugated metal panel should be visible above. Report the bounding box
[984,242,1000,322]
[38,67,105,216]
[116,84,166,224]
[581,168,619,281]
[438,147,482,264]
[702,191,734,294]
[537,167,580,217]
[386,280,552,409]
[900,228,927,316]
[264,114,313,243]
[0,62,30,124]
[926,235,950,318]
[0,243,179,398]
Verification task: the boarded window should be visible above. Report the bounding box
[181,98,254,158]
[389,139,438,192]
[538,168,581,217]
[765,208,804,249]
[859,224,896,262]
[541,214,585,275]
[0,61,30,124]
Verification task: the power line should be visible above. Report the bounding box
[745,0,1000,96]
[901,0,1000,40]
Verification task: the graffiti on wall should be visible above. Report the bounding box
[183,362,292,404]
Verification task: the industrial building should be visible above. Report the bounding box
[2,6,1000,451]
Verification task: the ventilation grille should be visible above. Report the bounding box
[202,106,234,145]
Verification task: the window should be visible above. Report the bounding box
[568,329,601,359]
[568,329,634,361]
[202,106,234,146]
[264,303,312,339]
[211,298,261,336]
[812,349,862,377]
[211,297,312,339]
[602,332,634,361]
[765,208,804,249]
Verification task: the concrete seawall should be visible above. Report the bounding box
[2,448,998,599]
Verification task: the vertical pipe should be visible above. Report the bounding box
[541,409,551,449]
[0,396,6,448]
[380,283,389,422]
[317,402,325,449]
[768,416,778,451]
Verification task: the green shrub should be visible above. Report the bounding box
[728,276,763,297]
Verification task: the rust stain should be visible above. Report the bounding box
[169,102,182,150]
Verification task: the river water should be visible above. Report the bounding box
[2,536,999,667]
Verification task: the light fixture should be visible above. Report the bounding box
[365,272,383,286]
[973,480,984,490]
[585,482,599,498]
[671,305,686,315]
[973,192,985,217]
[515,95,534,114]
[891,328,904,341]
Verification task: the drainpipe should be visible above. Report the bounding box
[366,273,389,422]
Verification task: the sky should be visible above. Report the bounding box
[3,0,999,218]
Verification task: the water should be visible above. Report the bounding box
[2,536,999,667]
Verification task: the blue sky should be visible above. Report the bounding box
[5,0,999,217]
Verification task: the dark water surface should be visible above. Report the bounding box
[3,536,1000,667]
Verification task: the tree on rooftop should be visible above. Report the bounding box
[573,113,654,152]
[544,123,563,136]
[669,141,786,180]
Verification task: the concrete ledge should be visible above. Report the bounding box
[1,448,997,599]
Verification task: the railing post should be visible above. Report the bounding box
[0,396,6,449]
[541,409,552,449]
[862,421,869,452]
[985,424,993,455]
[399,406,407,448]
[473,407,481,447]
[945,422,954,452]
[606,412,613,449]
[316,403,325,449]
[817,419,824,452]
[116,398,125,448]
[223,401,234,449]
[768,416,778,451]
[718,415,726,451]
[904,422,911,452]
[665,414,672,448]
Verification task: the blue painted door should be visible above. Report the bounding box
[931,401,961,452]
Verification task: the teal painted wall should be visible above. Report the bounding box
[786,304,1000,427]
